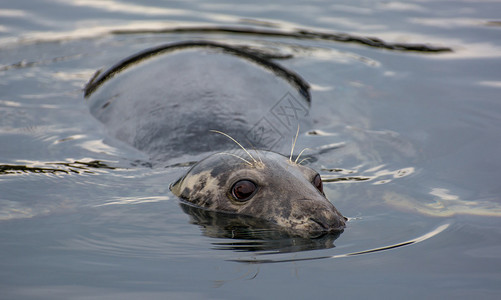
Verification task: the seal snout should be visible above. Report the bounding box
[308,209,346,233]
[308,210,346,232]
[290,198,346,235]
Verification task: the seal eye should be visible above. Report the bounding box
[313,174,323,194]
[231,180,257,202]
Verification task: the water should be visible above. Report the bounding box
[1,0,501,299]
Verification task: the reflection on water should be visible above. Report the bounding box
[384,190,501,217]
[0,160,115,175]
[112,26,452,53]
[233,223,450,263]
[322,165,415,184]
[65,0,187,16]
[180,203,341,253]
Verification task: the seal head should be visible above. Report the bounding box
[170,150,346,237]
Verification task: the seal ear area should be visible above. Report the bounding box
[291,161,326,197]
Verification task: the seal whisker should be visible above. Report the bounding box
[294,147,311,164]
[245,137,264,165]
[298,157,311,165]
[215,152,253,166]
[289,124,300,163]
[253,148,263,164]
[210,130,258,164]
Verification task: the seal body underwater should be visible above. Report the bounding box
[84,41,346,237]
[85,41,311,162]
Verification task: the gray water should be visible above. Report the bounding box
[1,0,501,299]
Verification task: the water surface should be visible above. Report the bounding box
[1,0,501,299]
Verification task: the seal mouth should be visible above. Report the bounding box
[303,218,344,239]
[307,218,331,239]
[308,215,346,233]
[309,217,329,230]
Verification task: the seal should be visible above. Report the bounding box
[84,41,346,237]
[171,149,346,237]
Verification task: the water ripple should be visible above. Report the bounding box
[232,223,450,264]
